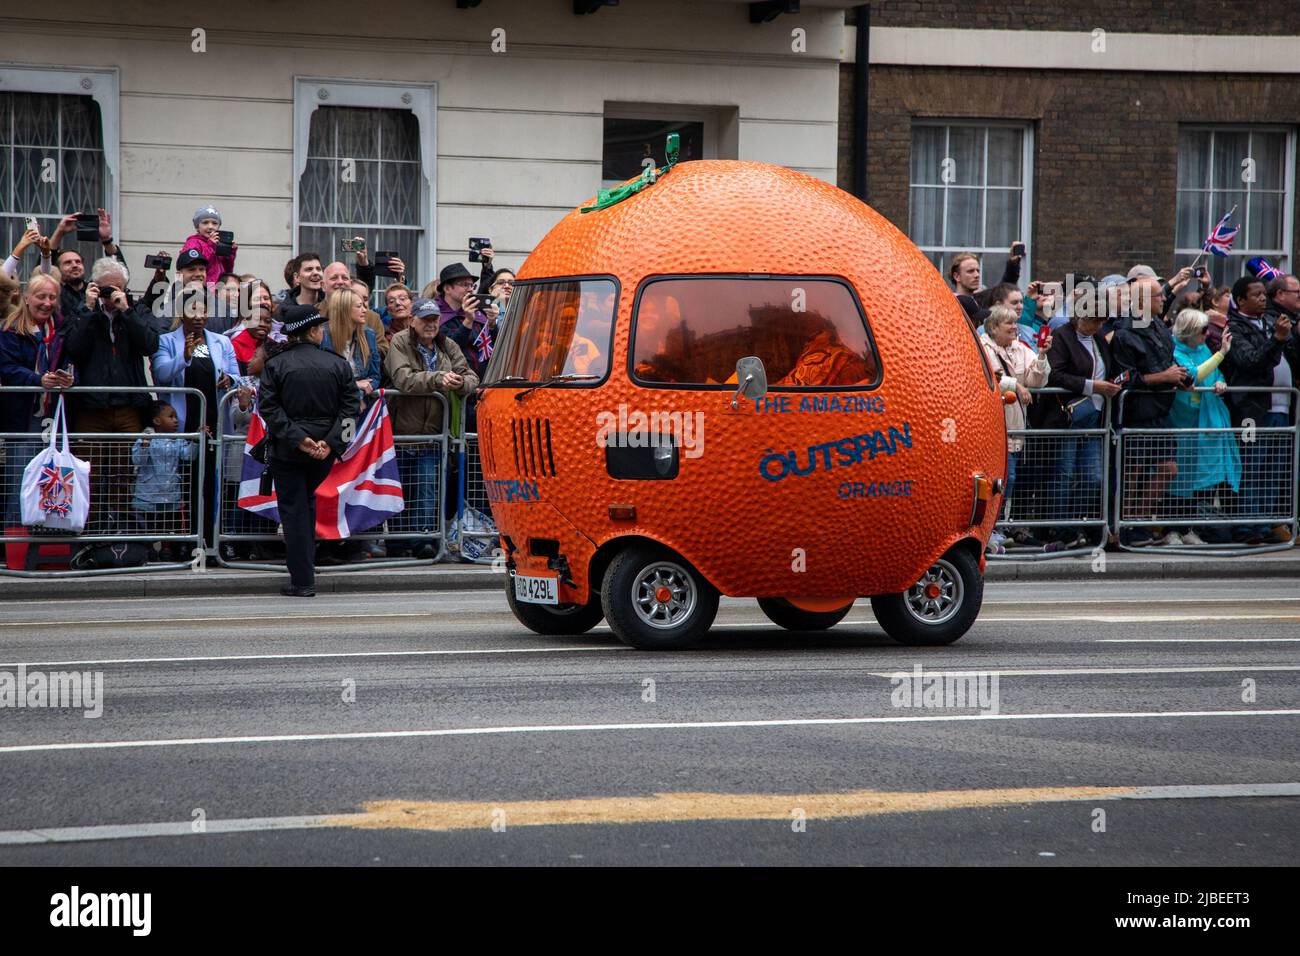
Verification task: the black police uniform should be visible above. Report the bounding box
[259,337,360,592]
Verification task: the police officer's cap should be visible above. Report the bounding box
[281,304,327,334]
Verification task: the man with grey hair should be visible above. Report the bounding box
[63,257,160,433]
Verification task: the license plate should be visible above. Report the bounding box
[514,574,558,605]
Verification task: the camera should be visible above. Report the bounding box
[1194,266,1206,279]
[468,237,491,263]
[144,254,172,271]
[373,252,401,278]
[214,230,235,258]
[75,212,100,241]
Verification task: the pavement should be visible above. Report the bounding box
[0,577,1296,865]
[0,546,1298,600]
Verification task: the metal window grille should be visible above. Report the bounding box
[297,106,423,307]
[0,92,106,269]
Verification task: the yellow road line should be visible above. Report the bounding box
[332,785,1133,832]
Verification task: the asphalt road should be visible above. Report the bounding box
[0,577,1296,866]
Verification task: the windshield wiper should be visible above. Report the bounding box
[514,374,599,402]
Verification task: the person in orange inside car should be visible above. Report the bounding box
[477,156,1006,651]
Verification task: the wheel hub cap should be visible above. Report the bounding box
[904,558,964,625]
[632,561,697,630]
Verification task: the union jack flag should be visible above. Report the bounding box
[1247,257,1281,282]
[37,463,75,516]
[1202,211,1239,257]
[473,321,493,364]
[238,392,405,539]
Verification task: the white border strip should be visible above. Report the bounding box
[843,26,1300,74]
[3,783,1297,846]
[2,709,1297,756]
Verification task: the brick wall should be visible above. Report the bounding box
[859,2,1299,36]
[838,64,1300,280]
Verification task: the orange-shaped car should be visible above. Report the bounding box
[477,159,1006,650]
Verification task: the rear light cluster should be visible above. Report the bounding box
[512,417,557,477]
[969,473,1004,526]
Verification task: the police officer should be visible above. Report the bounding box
[259,304,360,596]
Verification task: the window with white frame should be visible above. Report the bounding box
[0,91,108,270]
[293,80,435,304]
[908,121,1033,288]
[601,104,728,191]
[1175,127,1294,285]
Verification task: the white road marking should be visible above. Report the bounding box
[864,665,1300,678]
[1,781,1296,846]
[1,652,1287,673]
[1098,638,1300,643]
[0,613,435,628]
[0,645,628,669]
[1,709,1296,756]
[5,610,1294,631]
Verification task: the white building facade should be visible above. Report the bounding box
[1,0,852,291]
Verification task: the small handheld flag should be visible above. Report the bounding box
[473,321,493,364]
[1202,210,1239,257]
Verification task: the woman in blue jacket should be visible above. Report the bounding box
[0,273,73,523]
[152,286,241,434]
[151,286,240,544]
[320,288,381,409]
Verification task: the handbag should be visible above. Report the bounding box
[1066,395,1102,428]
[20,395,91,532]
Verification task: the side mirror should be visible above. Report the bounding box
[732,356,768,409]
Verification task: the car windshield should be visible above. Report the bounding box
[483,278,616,385]
[631,277,878,388]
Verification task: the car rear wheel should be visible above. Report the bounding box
[601,544,718,650]
[869,548,982,646]
[506,576,605,635]
[757,598,853,631]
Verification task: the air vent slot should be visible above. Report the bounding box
[510,417,556,477]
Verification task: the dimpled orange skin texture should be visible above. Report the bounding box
[479,160,1005,604]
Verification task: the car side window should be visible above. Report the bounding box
[631,277,879,388]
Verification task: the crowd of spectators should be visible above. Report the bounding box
[1,202,1297,567]
[0,203,510,566]
[958,244,1300,552]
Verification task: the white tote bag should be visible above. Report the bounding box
[21,396,92,532]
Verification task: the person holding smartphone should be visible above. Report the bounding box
[432,262,499,382]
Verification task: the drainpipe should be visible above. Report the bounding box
[852,4,870,201]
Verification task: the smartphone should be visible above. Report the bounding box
[144,254,172,271]
[468,237,491,263]
[1194,266,1206,279]
[75,212,100,241]
[24,215,39,234]
[372,252,400,278]
[1035,325,1051,349]
[340,237,366,253]
[478,294,495,311]
[1011,242,1027,258]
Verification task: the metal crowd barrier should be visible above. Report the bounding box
[213,388,450,571]
[453,432,500,566]
[988,387,1112,560]
[1114,386,1299,555]
[0,386,207,576]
